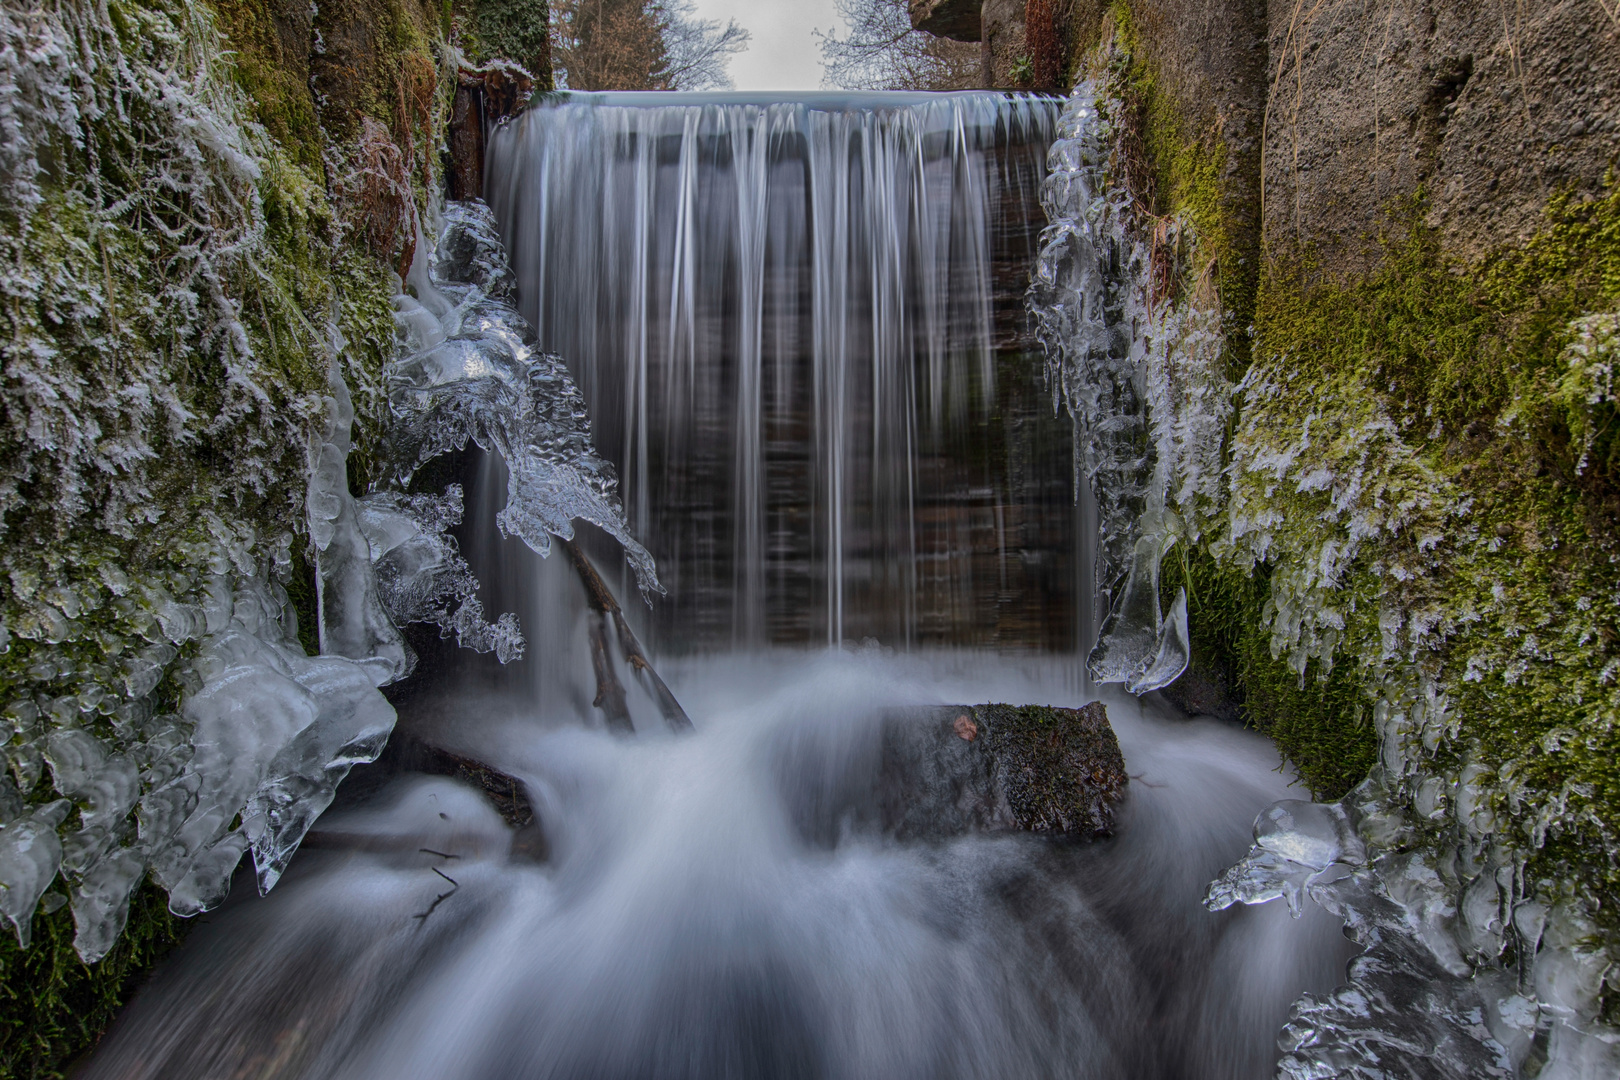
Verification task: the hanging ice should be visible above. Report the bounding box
[386,200,660,595]
[1028,84,1229,693]
[355,486,525,664]
[142,574,399,914]
[308,355,415,685]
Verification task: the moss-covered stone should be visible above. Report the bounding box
[1081,5,1620,969]
[879,703,1127,839]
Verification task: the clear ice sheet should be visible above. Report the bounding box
[1207,785,1620,1079]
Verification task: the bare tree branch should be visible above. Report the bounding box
[818,0,982,91]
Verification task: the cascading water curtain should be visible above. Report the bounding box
[485,92,1064,650]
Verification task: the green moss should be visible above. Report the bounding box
[1099,1,1251,372]
[1236,186,1620,936]
[0,884,188,1079]
[469,0,552,82]
[284,542,322,655]
[206,0,325,168]
[1161,546,1379,798]
[0,0,464,1062]
[1104,0,1620,919]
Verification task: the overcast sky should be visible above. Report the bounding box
[686,0,843,91]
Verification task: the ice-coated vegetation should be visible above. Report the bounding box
[1039,70,1620,1074]
[0,0,364,961]
[0,0,642,967]
[1028,85,1228,692]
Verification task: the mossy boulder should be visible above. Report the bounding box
[879,702,1127,840]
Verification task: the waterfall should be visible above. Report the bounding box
[64,86,1378,1080]
[484,91,1077,652]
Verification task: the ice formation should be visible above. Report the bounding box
[1208,785,1620,1079]
[387,200,662,597]
[1027,86,1228,691]
[356,487,524,664]
[0,163,653,960]
[308,352,416,684]
[0,0,400,962]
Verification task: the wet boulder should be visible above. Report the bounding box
[880,703,1126,841]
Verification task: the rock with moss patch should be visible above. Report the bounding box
[880,702,1126,841]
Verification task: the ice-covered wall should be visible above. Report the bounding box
[1020,2,1620,1069]
[0,0,555,1008]
[1028,86,1227,694]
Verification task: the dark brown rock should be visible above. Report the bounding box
[909,0,983,43]
[880,702,1127,841]
[448,61,537,202]
[1159,664,1240,724]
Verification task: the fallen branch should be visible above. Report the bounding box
[561,538,694,733]
[584,607,633,733]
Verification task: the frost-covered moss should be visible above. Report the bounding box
[1087,2,1620,979]
[0,0,491,1061]
[1092,1,1250,371]
[1246,192,1620,956]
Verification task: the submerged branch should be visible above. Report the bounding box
[562,538,694,733]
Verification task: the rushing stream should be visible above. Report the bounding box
[81,655,1351,1080]
[76,90,1359,1078]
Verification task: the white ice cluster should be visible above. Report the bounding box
[1208,788,1620,1079]
[387,200,662,596]
[0,538,400,962]
[1028,85,1230,692]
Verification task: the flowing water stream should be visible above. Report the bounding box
[77,91,1357,1079]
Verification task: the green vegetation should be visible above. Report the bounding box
[1161,549,1379,799]
[1098,0,1250,372]
[0,886,186,1079]
[1249,189,1620,927]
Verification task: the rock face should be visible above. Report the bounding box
[1256,1,1620,266]
[880,702,1127,840]
[909,0,982,42]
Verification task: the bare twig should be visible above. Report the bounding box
[584,608,634,733]
[412,890,455,921]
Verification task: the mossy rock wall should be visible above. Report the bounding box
[1028,0,1620,977]
[0,0,546,1072]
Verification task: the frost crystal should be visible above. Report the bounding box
[0,0,387,961]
